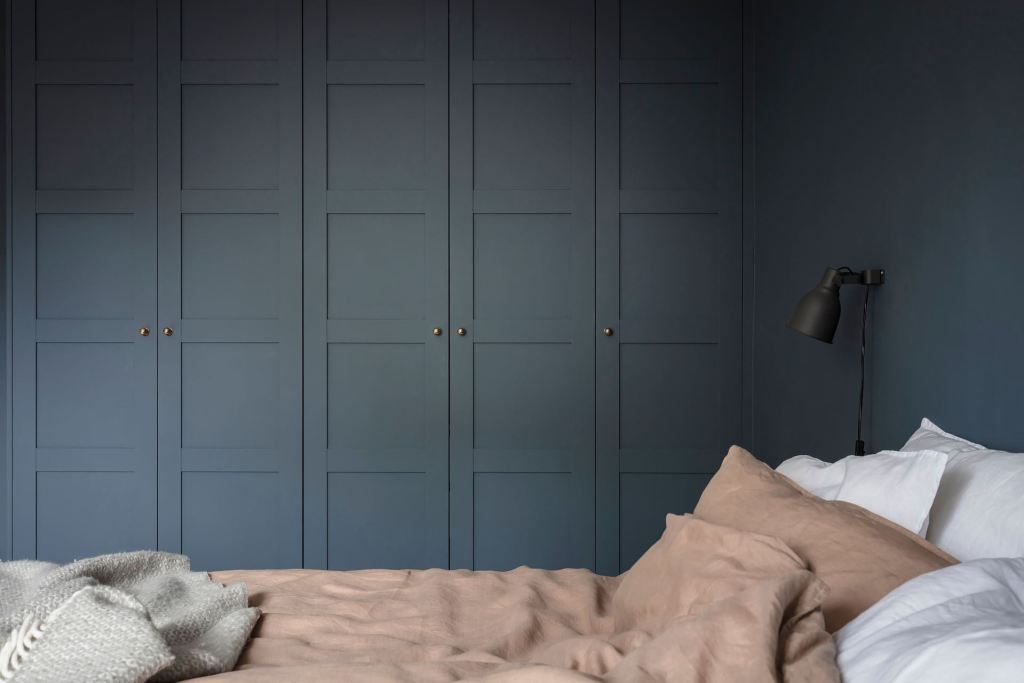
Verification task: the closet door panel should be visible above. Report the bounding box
[616,472,712,570]
[157,0,302,570]
[11,0,158,562]
[35,0,134,61]
[596,0,743,574]
[304,0,449,569]
[450,0,595,570]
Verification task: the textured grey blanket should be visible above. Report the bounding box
[0,551,259,682]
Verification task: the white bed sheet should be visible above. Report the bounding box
[836,557,1024,683]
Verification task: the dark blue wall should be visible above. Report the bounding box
[753,0,1024,463]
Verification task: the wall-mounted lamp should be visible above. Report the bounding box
[787,267,885,456]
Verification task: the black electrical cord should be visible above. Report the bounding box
[855,285,870,456]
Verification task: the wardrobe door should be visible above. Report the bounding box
[11,0,158,562]
[450,0,596,570]
[596,0,743,574]
[156,0,303,569]
[303,0,450,569]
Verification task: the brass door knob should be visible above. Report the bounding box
[432,327,443,336]
[162,327,174,337]
[457,327,467,336]
[138,327,151,337]
[602,327,614,337]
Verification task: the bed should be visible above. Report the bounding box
[3,421,1024,682]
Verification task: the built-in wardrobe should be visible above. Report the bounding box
[8,0,742,575]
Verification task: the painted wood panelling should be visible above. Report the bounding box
[596,0,744,574]
[8,0,745,572]
[12,0,159,562]
[156,0,303,570]
[302,0,450,569]
[450,0,596,570]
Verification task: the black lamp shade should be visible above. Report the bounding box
[786,267,843,343]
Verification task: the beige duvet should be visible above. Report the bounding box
[201,516,838,682]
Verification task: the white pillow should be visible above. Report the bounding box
[902,418,1024,560]
[836,558,1024,683]
[776,450,947,535]
[902,417,984,452]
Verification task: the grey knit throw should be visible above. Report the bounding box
[0,551,259,682]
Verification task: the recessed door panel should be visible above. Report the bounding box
[180,0,279,61]
[36,343,137,449]
[327,343,427,450]
[473,344,576,450]
[36,214,136,320]
[35,85,134,190]
[326,214,428,320]
[327,85,427,190]
[37,472,152,564]
[326,0,426,61]
[180,214,281,320]
[180,343,281,449]
[35,0,134,61]
[472,0,573,61]
[596,0,743,574]
[619,0,727,61]
[619,84,720,191]
[327,472,434,569]
[181,472,285,569]
[618,343,722,454]
[180,85,280,190]
[451,0,595,570]
[158,0,302,570]
[473,214,572,321]
[12,0,159,561]
[619,214,722,322]
[473,84,573,190]
[304,0,449,569]
[473,473,577,570]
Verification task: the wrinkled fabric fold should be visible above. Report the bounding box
[205,516,838,682]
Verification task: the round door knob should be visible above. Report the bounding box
[162,327,174,337]
[602,327,614,337]
[457,327,467,336]
[138,327,151,337]
[432,327,443,336]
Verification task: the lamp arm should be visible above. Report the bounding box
[839,269,886,287]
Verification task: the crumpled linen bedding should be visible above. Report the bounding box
[200,515,839,682]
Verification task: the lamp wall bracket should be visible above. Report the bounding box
[839,268,886,287]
